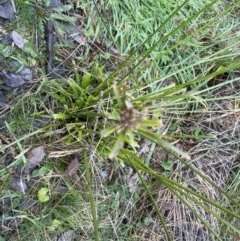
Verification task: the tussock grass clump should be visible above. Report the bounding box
[1,0,240,240]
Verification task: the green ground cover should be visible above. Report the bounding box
[0,0,240,240]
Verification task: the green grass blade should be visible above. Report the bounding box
[128,156,172,241]
[166,183,240,235]
[84,151,99,241]
[120,149,240,220]
[95,0,189,91]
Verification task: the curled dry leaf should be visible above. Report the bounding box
[160,202,174,212]
[11,31,24,49]
[0,71,25,87]
[63,158,79,176]
[63,158,84,191]
[73,33,87,46]
[24,146,45,174]
[10,178,27,192]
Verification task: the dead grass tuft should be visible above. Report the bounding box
[134,78,240,240]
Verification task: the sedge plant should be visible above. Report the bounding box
[1,0,240,240]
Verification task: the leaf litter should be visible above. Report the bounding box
[11,31,24,49]
[0,5,10,19]
[23,146,46,174]
[63,158,84,191]
[0,72,25,88]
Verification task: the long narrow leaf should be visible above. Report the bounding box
[137,127,190,160]
[84,152,99,241]
[120,149,240,220]
[129,158,172,241]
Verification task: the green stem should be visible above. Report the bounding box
[84,152,99,241]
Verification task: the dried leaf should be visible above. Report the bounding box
[54,186,69,193]
[48,148,83,158]
[0,71,25,87]
[63,159,84,191]
[19,67,33,81]
[10,178,27,192]
[11,31,24,49]
[109,46,119,55]
[24,146,45,174]
[0,6,10,19]
[160,203,174,211]
[63,158,79,176]
[128,173,139,193]
[74,34,87,46]
[138,139,151,156]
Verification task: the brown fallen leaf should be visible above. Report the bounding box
[74,33,87,46]
[160,203,174,212]
[23,146,45,174]
[63,159,84,191]
[63,158,79,176]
